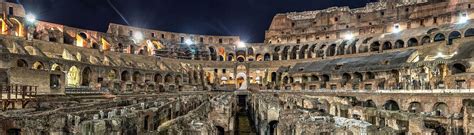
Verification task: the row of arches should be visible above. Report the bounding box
[363,100,450,117]
[205,28,474,62]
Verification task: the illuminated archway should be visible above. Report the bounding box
[9,18,23,37]
[67,66,80,87]
[32,61,44,70]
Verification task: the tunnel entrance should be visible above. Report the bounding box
[235,95,256,134]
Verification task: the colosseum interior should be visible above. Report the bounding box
[1,0,474,134]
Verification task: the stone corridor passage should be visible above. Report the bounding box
[235,95,256,135]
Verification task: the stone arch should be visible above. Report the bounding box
[9,18,23,36]
[132,71,143,82]
[216,126,225,135]
[363,100,377,108]
[342,73,351,85]
[268,120,279,135]
[308,44,317,58]
[165,74,173,83]
[447,31,461,45]
[433,33,445,42]
[464,28,474,37]
[366,72,375,80]
[394,40,404,48]
[175,75,182,85]
[108,69,117,81]
[271,72,277,82]
[16,59,28,68]
[273,46,281,60]
[32,61,44,70]
[432,102,448,116]
[155,73,163,83]
[209,46,217,61]
[282,46,290,60]
[369,41,380,52]
[347,40,357,54]
[354,72,363,81]
[299,45,308,59]
[421,36,431,45]
[310,75,319,82]
[51,63,62,71]
[236,50,246,62]
[337,41,347,55]
[382,41,392,50]
[227,53,234,61]
[121,70,130,81]
[451,63,467,75]
[408,102,423,113]
[407,38,419,47]
[317,44,326,57]
[264,53,271,61]
[384,100,400,111]
[326,44,337,56]
[81,67,92,86]
[67,66,80,87]
[290,45,299,59]
[255,54,262,61]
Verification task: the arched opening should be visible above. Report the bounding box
[271,72,277,82]
[451,63,467,75]
[382,41,392,50]
[81,67,92,86]
[408,102,423,113]
[50,64,61,72]
[464,28,474,37]
[209,47,217,61]
[237,57,245,62]
[366,72,375,80]
[216,126,225,135]
[310,75,319,82]
[282,46,290,60]
[290,46,298,59]
[16,59,28,68]
[67,66,80,87]
[299,45,308,59]
[155,73,162,84]
[108,70,117,81]
[268,120,279,135]
[227,53,234,61]
[395,40,404,48]
[337,41,347,55]
[132,71,142,82]
[363,100,376,108]
[32,61,44,70]
[165,74,173,83]
[407,38,419,47]
[354,72,363,82]
[384,100,400,111]
[218,55,224,61]
[273,46,281,60]
[308,44,317,58]
[347,40,357,54]
[317,45,326,57]
[433,33,445,42]
[326,44,337,56]
[175,75,182,85]
[342,73,351,85]
[447,31,461,45]
[6,128,21,135]
[264,53,271,61]
[143,115,149,131]
[247,47,254,57]
[433,102,448,116]
[121,71,130,81]
[421,36,431,45]
[282,76,289,84]
[370,41,380,52]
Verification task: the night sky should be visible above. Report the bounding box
[12,0,376,42]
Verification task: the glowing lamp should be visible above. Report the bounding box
[185,39,193,45]
[458,13,469,24]
[343,33,354,40]
[133,32,144,42]
[26,13,36,23]
[237,41,246,48]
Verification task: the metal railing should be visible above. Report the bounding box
[0,84,37,100]
[65,86,108,94]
